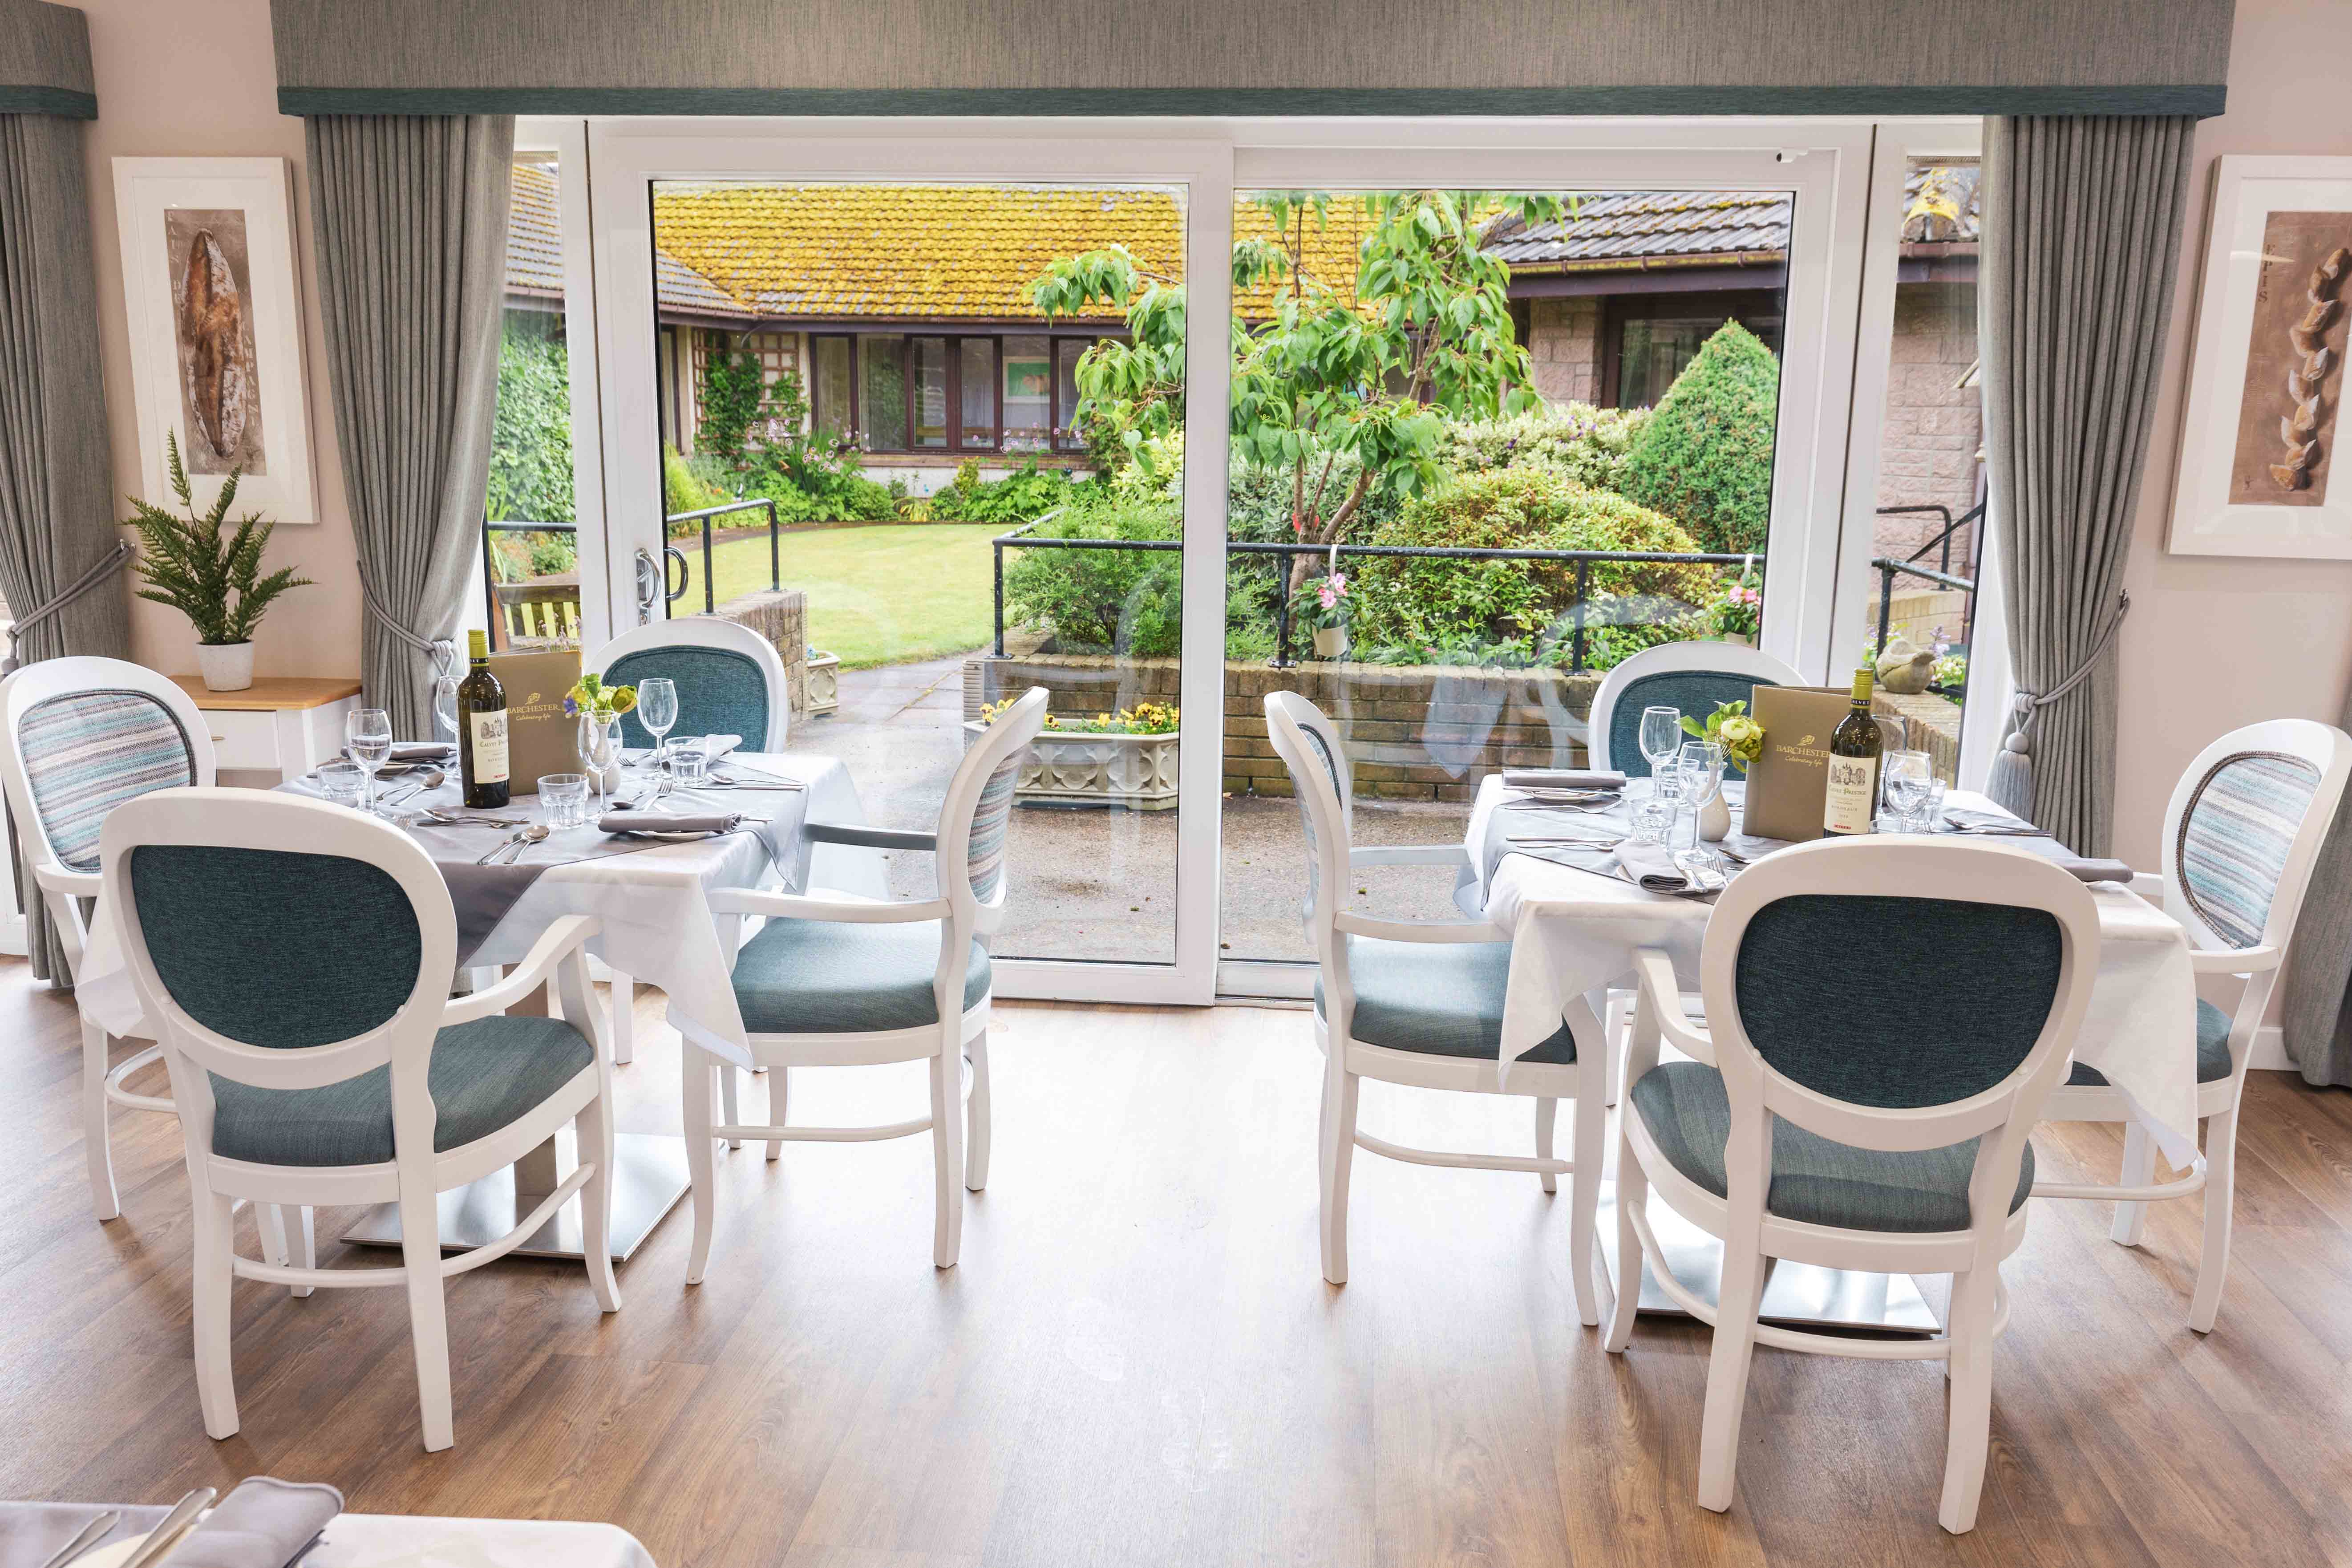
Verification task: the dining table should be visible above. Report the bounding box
[0,1500,655,1568]
[1457,774,2202,1330]
[72,748,887,1265]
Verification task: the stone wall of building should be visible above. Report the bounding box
[1872,282,1982,568]
[1524,297,1602,405]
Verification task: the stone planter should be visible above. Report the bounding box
[964,719,1179,810]
[806,650,840,717]
[196,640,255,692]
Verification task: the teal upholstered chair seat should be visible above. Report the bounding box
[2069,997,2232,1086]
[605,645,772,751]
[732,916,992,1035]
[1630,1060,2034,1233]
[1314,935,1576,1065]
[209,1015,593,1167]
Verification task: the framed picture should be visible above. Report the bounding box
[113,157,318,525]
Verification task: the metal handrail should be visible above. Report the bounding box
[665,498,781,616]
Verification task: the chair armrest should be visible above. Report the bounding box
[1334,911,1504,944]
[2192,944,2280,976]
[1632,947,1715,1065]
[707,886,951,925]
[804,822,938,854]
[1349,844,1471,869]
[33,865,100,899]
[442,915,602,1026]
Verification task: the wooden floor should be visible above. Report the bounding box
[8,958,2352,1568]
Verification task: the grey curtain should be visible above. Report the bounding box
[0,111,130,981]
[1978,115,2195,856]
[305,113,513,737]
[2283,692,2352,1086]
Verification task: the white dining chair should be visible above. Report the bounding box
[1266,691,1612,1321]
[1604,836,2099,1533]
[2034,718,2351,1333]
[585,616,791,1074]
[1584,639,1802,778]
[103,788,620,1452]
[678,686,1048,1280]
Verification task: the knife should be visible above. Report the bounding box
[38,1512,121,1568]
[118,1488,215,1568]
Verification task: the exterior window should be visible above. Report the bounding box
[913,336,949,448]
[1609,305,1784,409]
[812,335,851,443]
[959,338,998,447]
[859,335,907,450]
[1055,337,1089,452]
[1002,334,1051,450]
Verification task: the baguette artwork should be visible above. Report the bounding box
[2275,245,2350,492]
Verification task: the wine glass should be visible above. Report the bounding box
[1882,750,1935,831]
[637,678,679,768]
[346,707,393,817]
[1673,739,1726,878]
[1638,705,1683,799]
[433,674,461,744]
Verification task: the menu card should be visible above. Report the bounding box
[488,648,580,796]
[1738,685,1854,842]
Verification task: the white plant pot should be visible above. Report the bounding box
[1716,631,1755,648]
[806,651,840,717]
[1312,626,1349,658]
[196,640,255,692]
[963,719,1179,810]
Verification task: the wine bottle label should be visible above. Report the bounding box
[469,710,510,785]
[1822,754,1877,835]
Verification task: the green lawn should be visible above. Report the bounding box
[699,523,1003,669]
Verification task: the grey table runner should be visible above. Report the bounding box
[280,761,807,964]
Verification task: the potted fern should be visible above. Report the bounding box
[127,434,311,691]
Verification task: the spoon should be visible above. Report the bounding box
[379,768,447,807]
[496,824,552,865]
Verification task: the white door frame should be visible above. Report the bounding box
[573,115,1898,1004]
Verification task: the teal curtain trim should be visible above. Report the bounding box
[278,84,2228,120]
[0,87,96,117]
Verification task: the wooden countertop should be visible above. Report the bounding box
[170,675,362,711]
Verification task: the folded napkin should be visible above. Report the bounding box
[1940,806,2041,835]
[599,810,742,836]
[341,741,456,774]
[168,1478,343,1568]
[1503,769,1626,791]
[2056,856,2133,884]
[1616,840,1694,894]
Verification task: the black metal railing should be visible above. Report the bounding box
[990,522,1761,674]
[664,498,781,616]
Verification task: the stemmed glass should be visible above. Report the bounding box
[432,675,461,745]
[1638,705,1683,799]
[1673,739,1726,879]
[1882,750,1935,831]
[346,707,393,817]
[637,678,679,768]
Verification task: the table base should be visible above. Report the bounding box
[1597,1181,1940,1334]
[340,1132,690,1262]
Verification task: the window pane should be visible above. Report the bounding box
[1619,318,1714,407]
[911,337,949,448]
[959,338,997,447]
[1002,334,1051,450]
[813,336,851,443]
[1055,338,1088,452]
[859,335,906,450]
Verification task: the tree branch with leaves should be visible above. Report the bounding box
[128,433,311,645]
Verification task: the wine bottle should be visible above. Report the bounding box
[456,628,511,809]
[1822,666,1883,836]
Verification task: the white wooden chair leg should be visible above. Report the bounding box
[765,1064,786,1162]
[256,1203,312,1299]
[576,1099,622,1313]
[682,1045,716,1286]
[2109,1120,2154,1247]
[721,1067,742,1150]
[1535,1098,1558,1194]
[1937,1266,2000,1533]
[397,1181,454,1452]
[929,1043,965,1268]
[1603,1143,1645,1353]
[1318,1061,1359,1286]
[82,1018,121,1223]
[1696,1237,1767,1512]
[2189,1106,2239,1334]
[1568,1083,1607,1328]
[190,1186,239,1439]
[608,974,635,1066]
[965,1030,992,1193]
[291,1205,317,1297]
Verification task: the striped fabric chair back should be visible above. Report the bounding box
[18,690,198,872]
[2177,751,2325,950]
[966,754,1020,903]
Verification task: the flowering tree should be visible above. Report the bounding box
[1029,190,1565,580]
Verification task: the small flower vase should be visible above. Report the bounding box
[577,711,624,797]
[1718,631,1754,649]
[1313,626,1349,658]
[1698,790,1733,843]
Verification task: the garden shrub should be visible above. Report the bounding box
[1438,402,1648,491]
[1342,467,1715,665]
[664,443,728,519]
[488,311,574,525]
[1001,493,1183,657]
[1614,320,1779,555]
[926,458,1079,524]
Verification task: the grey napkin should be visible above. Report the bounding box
[600,810,742,836]
[342,741,455,773]
[169,1478,343,1568]
[2056,857,2133,884]
[1940,806,2042,835]
[1616,840,1694,894]
[1502,769,1626,791]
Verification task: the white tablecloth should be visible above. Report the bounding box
[1465,778,2203,1163]
[309,1515,655,1568]
[73,751,883,1074]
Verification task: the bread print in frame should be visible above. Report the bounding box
[2228,212,2351,507]
[164,208,268,477]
